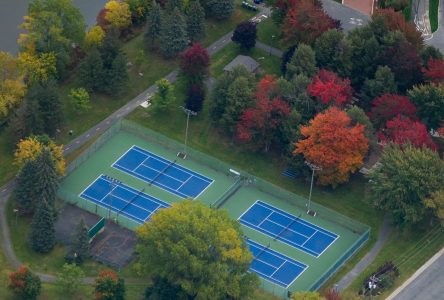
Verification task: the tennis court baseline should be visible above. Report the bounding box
[80,175,170,224]
[240,201,339,257]
[112,145,214,199]
[247,239,308,288]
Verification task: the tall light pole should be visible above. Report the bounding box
[305,161,321,215]
[103,175,121,220]
[269,35,275,56]
[178,106,197,159]
[13,209,19,226]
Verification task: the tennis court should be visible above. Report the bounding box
[239,200,339,257]
[80,174,170,224]
[247,239,307,288]
[112,145,214,199]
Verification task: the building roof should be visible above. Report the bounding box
[342,0,375,16]
[223,55,259,72]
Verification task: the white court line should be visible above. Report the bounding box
[265,217,312,239]
[111,146,135,169]
[257,211,274,227]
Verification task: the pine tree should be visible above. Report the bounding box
[202,0,234,20]
[66,218,90,264]
[34,149,59,209]
[79,48,104,92]
[13,159,39,215]
[29,201,56,253]
[187,0,205,42]
[144,1,162,49]
[100,27,122,69]
[286,44,318,79]
[37,80,63,136]
[160,8,189,58]
[166,0,182,12]
[104,53,128,95]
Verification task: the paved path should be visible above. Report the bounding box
[256,41,283,57]
[321,0,370,31]
[387,245,444,300]
[413,0,433,41]
[335,215,392,291]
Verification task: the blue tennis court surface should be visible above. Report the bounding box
[112,146,214,199]
[80,175,170,224]
[247,239,307,288]
[240,201,338,257]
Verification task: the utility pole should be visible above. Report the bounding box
[178,106,197,159]
[305,161,322,215]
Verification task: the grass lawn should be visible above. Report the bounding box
[430,0,439,32]
[210,43,281,77]
[256,18,286,51]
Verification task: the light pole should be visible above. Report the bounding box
[178,106,197,159]
[305,161,321,215]
[13,209,19,226]
[269,35,275,56]
[103,175,121,220]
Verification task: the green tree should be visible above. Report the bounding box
[79,48,104,92]
[34,149,59,208]
[346,105,375,141]
[29,200,56,253]
[360,65,397,109]
[57,263,85,295]
[69,88,90,112]
[276,75,315,121]
[0,52,26,121]
[66,218,90,264]
[286,44,318,80]
[166,0,183,12]
[136,201,259,299]
[8,266,41,300]
[144,2,162,49]
[100,27,122,69]
[13,159,39,215]
[187,0,206,42]
[367,143,444,225]
[104,52,129,95]
[159,8,189,58]
[152,78,175,112]
[144,276,184,300]
[407,84,444,130]
[201,0,234,20]
[423,190,444,225]
[94,270,125,300]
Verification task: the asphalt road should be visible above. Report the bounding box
[425,0,444,52]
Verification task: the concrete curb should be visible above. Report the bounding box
[386,245,444,300]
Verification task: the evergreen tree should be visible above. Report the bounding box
[104,53,129,95]
[166,0,182,12]
[280,44,297,76]
[34,149,59,209]
[144,2,162,49]
[37,80,63,136]
[202,0,234,20]
[13,159,39,215]
[160,8,189,58]
[29,200,56,253]
[187,0,205,42]
[66,218,90,264]
[360,66,397,110]
[23,97,44,137]
[100,27,122,69]
[286,44,318,79]
[79,48,104,92]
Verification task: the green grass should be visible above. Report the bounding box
[403,0,413,21]
[256,18,286,51]
[0,128,16,186]
[210,43,281,77]
[430,0,439,32]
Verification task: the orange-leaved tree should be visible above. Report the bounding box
[294,107,369,187]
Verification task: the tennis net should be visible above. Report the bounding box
[149,159,177,186]
[211,176,243,208]
[117,187,146,216]
[274,213,302,241]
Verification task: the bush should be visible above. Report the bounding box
[8,266,41,300]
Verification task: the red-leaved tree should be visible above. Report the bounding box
[379,115,437,150]
[94,269,125,300]
[237,75,291,152]
[294,107,368,187]
[179,43,210,84]
[369,94,417,128]
[282,0,338,45]
[422,58,444,84]
[307,69,353,107]
[8,266,41,300]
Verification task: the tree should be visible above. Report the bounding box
[286,44,317,79]
[277,75,315,121]
[136,201,259,299]
[144,2,162,49]
[291,291,325,300]
[408,84,444,130]
[17,52,57,85]
[360,66,398,109]
[8,266,41,300]
[66,218,90,264]
[104,52,129,95]
[127,0,151,25]
[104,0,132,31]
[367,143,444,225]
[69,88,91,112]
[34,148,60,208]
[280,44,297,75]
[294,107,369,187]
[369,94,417,129]
[79,48,104,92]
[100,27,122,69]
[179,43,210,84]
[84,25,106,50]
[185,84,205,112]
[201,0,235,20]
[166,0,183,12]
[420,45,443,64]
[94,270,125,300]
[159,8,189,58]
[307,69,353,107]
[231,21,257,50]
[152,78,175,111]
[57,263,85,295]
[421,58,444,84]
[19,0,86,76]
[13,159,39,215]
[379,116,437,150]
[282,0,338,45]
[29,200,56,253]
[237,75,291,151]
[423,190,444,226]
[346,105,375,142]
[144,275,185,300]
[0,52,26,121]
[187,0,206,42]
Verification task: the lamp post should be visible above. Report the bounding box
[269,35,275,56]
[305,161,321,215]
[13,209,19,226]
[103,175,121,220]
[179,106,197,159]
